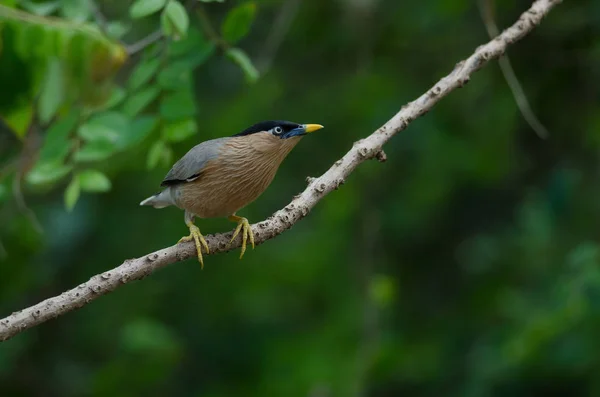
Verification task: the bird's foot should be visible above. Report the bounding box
[178,224,209,268]
[227,215,255,259]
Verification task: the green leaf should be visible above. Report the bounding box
[147,140,167,169]
[106,21,131,40]
[162,118,197,142]
[122,86,160,117]
[91,112,130,130]
[129,0,167,19]
[26,162,72,186]
[157,62,192,90]
[175,43,216,69]
[116,116,158,149]
[161,1,189,40]
[60,0,91,23]
[14,24,52,59]
[128,58,161,92]
[78,123,117,143]
[78,112,129,143]
[102,86,127,109]
[64,176,80,212]
[198,0,224,2]
[75,140,117,162]
[54,29,75,57]
[166,27,216,69]
[3,105,33,139]
[159,91,196,121]
[39,110,79,163]
[20,0,60,16]
[39,58,65,125]
[167,27,211,59]
[28,25,57,58]
[221,2,256,44]
[79,170,112,193]
[226,48,259,83]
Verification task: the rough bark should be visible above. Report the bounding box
[0,0,563,342]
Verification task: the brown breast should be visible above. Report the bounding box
[176,132,301,218]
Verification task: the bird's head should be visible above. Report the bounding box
[233,120,324,139]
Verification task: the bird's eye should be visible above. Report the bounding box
[273,126,283,135]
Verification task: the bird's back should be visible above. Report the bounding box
[175,133,301,218]
[161,137,229,186]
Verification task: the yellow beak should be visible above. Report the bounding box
[303,124,324,133]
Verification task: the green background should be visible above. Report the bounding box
[1,0,600,396]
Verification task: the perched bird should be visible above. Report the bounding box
[140,120,324,267]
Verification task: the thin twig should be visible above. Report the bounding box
[12,101,44,235]
[0,0,563,342]
[0,159,17,182]
[126,29,164,55]
[123,0,201,55]
[196,6,229,50]
[478,0,549,139]
[12,176,43,234]
[90,1,109,35]
[256,0,302,73]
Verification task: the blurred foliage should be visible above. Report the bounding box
[1,0,600,396]
[0,0,257,211]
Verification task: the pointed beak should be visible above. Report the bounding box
[282,123,324,138]
[302,124,324,134]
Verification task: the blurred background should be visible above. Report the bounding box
[0,0,598,396]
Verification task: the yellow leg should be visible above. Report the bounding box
[227,214,255,259]
[178,215,209,269]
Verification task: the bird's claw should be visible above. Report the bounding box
[227,217,255,259]
[178,224,209,269]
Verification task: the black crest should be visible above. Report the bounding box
[233,120,300,137]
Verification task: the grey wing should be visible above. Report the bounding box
[160,138,226,187]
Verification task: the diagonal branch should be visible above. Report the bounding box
[0,0,562,342]
[256,0,302,74]
[125,29,164,55]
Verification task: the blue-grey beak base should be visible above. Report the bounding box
[281,126,307,139]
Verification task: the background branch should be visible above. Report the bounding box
[478,0,550,139]
[256,0,302,74]
[195,6,230,51]
[125,29,164,55]
[0,0,562,342]
[13,103,43,235]
[90,1,110,36]
[125,0,201,55]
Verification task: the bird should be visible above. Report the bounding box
[140,120,324,267]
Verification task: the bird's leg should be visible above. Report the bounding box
[178,211,209,268]
[227,214,255,259]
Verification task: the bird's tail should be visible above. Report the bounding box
[140,189,174,209]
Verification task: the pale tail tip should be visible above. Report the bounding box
[139,196,153,206]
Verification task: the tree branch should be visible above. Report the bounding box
[256,0,302,74]
[90,1,110,36]
[0,0,562,342]
[124,1,218,56]
[478,0,550,139]
[125,29,164,56]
